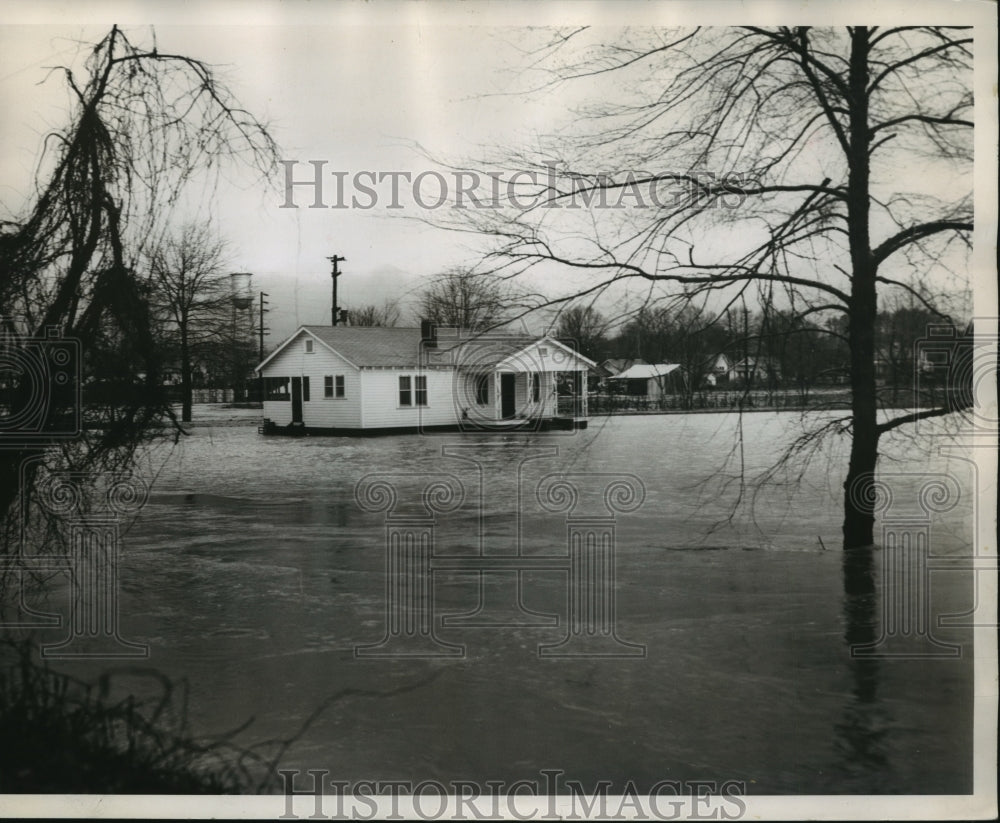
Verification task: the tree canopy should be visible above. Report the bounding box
[0,26,278,539]
[440,26,974,550]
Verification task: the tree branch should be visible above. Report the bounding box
[872,220,972,266]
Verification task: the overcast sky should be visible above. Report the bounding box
[0,12,560,336]
[2,1,996,341]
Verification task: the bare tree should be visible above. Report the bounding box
[147,225,232,422]
[418,269,515,331]
[0,26,277,541]
[442,27,973,551]
[349,300,402,328]
[553,304,609,362]
[662,304,733,401]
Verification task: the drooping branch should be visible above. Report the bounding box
[872,220,973,267]
[877,403,966,435]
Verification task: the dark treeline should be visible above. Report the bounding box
[555,302,968,407]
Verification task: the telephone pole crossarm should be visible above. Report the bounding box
[328,254,346,326]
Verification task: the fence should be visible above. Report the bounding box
[587,390,852,414]
[555,394,588,417]
[163,387,265,404]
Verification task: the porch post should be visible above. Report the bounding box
[493,371,501,420]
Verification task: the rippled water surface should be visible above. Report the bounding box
[58,412,978,794]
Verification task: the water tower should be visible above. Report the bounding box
[230,272,254,310]
[229,272,254,400]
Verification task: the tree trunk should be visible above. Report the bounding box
[180,325,192,423]
[842,27,880,551]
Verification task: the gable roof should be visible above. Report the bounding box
[492,337,598,372]
[732,356,780,370]
[610,363,681,380]
[257,326,425,371]
[257,326,598,372]
[600,357,648,375]
[305,325,427,368]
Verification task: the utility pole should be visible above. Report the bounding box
[259,292,269,361]
[258,291,269,405]
[328,254,346,326]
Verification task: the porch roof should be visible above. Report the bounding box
[610,363,681,380]
[491,337,597,373]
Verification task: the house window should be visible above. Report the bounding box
[302,376,310,401]
[264,377,290,401]
[324,375,346,398]
[304,338,314,353]
[399,375,426,407]
[475,374,489,405]
[532,373,540,403]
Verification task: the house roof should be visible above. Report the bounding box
[255,326,427,370]
[733,356,779,369]
[599,357,648,377]
[257,326,597,372]
[610,363,680,380]
[304,325,427,368]
[492,337,597,372]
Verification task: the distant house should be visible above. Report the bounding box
[705,354,732,387]
[255,324,596,434]
[729,356,781,384]
[606,363,683,400]
[598,357,649,379]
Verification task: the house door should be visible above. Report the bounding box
[291,377,303,423]
[500,373,516,419]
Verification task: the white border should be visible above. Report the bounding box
[1,1,996,819]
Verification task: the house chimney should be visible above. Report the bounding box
[421,319,437,348]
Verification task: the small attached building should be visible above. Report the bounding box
[606,363,683,401]
[255,325,595,434]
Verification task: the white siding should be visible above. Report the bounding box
[260,332,362,427]
[457,371,497,424]
[540,371,557,417]
[514,372,528,412]
[359,369,460,428]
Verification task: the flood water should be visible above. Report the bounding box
[53,412,977,794]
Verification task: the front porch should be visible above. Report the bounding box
[457,368,588,429]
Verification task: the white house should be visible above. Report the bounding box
[606,363,682,400]
[705,354,732,387]
[255,324,596,434]
[729,356,781,385]
[598,357,648,378]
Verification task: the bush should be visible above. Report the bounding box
[0,641,282,793]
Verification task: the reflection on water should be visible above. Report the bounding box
[45,414,975,794]
[837,548,888,785]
